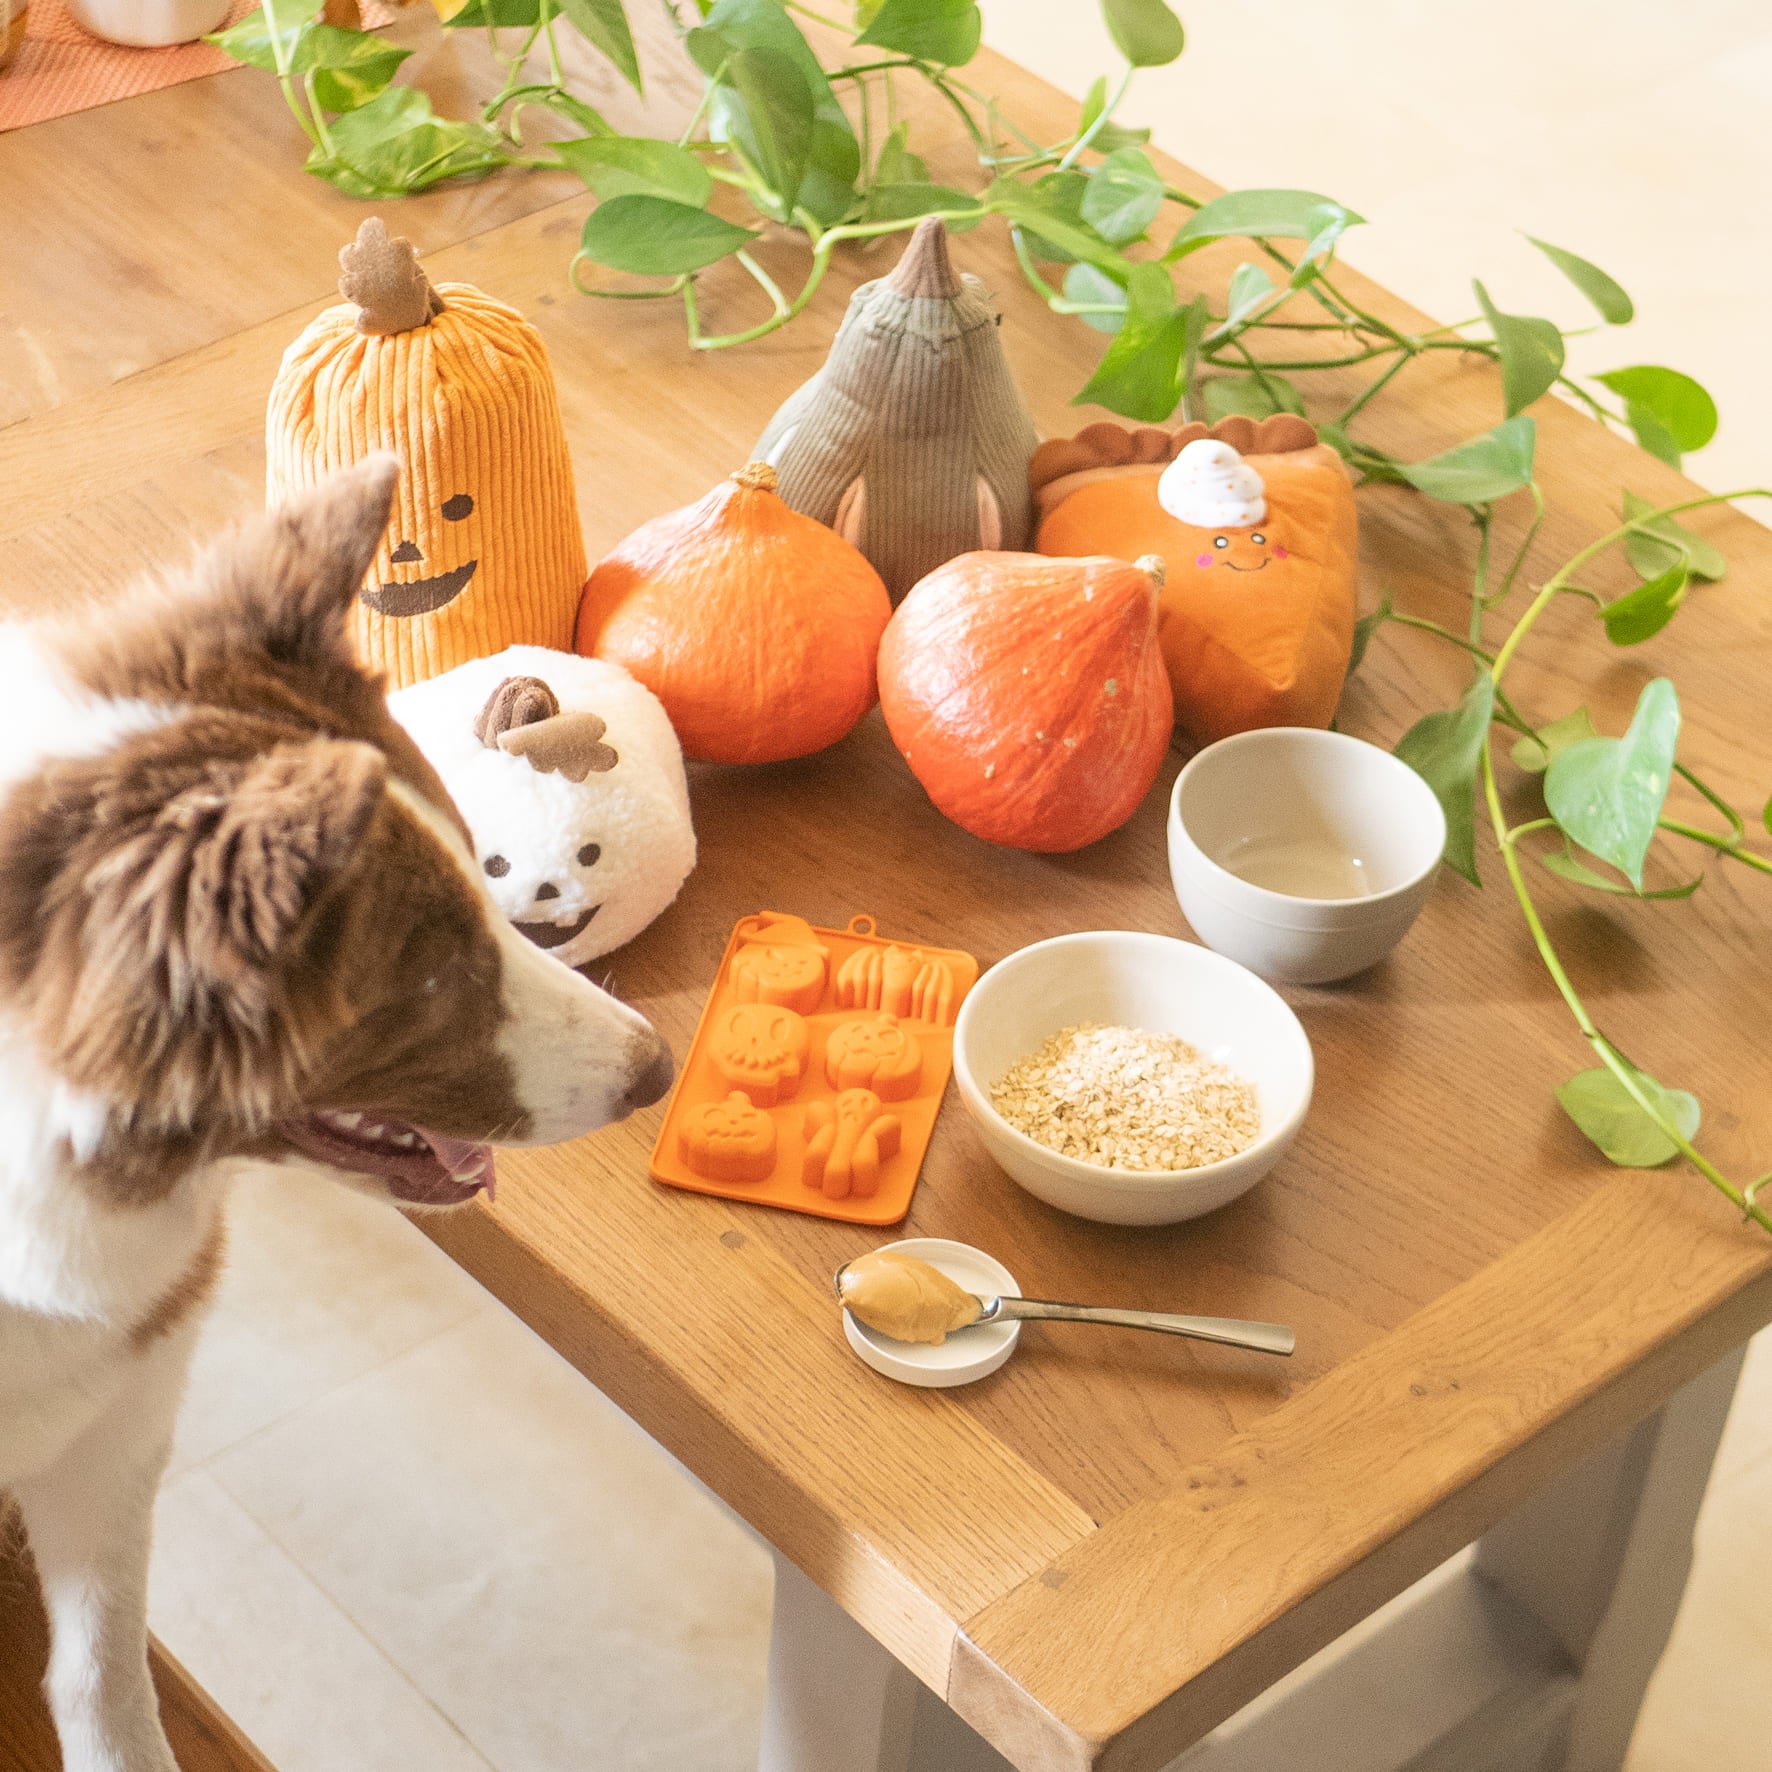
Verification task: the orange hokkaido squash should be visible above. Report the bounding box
[877,552,1174,853]
[575,463,891,765]
[1032,416,1358,747]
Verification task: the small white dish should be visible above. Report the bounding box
[842,1238,1021,1388]
[1168,726,1446,985]
[951,931,1312,1225]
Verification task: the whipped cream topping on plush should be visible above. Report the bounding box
[1158,439,1268,529]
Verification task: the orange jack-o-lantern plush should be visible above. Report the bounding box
[1032,415,1358,746]
[266,218,587,690]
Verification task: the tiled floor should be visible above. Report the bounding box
[147,6,1769,1770]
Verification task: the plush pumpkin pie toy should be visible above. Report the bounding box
[1032,415,1358,745]
[267,218,587,690]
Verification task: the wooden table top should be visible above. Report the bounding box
[5,18,1772,1772]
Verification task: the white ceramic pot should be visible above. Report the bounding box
[1168,727,1446,986]
[68,0,229,47]
[951,931,1313,1226]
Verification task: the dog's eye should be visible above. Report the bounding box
[442,493,474,522]
[1213,535,1230,549]
[483,855,510,878]
[578,844,601,867]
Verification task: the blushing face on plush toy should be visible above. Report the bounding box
[389,646,696,969]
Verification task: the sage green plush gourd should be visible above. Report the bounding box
[754,218,1038,602]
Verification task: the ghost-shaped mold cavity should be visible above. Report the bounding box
[824,1014,922,1101]
[1158,439,1268,530]
[709,1003,809,1108]
[679,1091,777,1184]
[802,1089,902,1200]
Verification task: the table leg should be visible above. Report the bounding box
[1471,1344,1745,1772]
[757,1553,1015,1772]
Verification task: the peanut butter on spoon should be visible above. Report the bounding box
[839,1251,982,1346]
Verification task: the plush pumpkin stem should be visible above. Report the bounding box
[1136,553,1168,590]
[731,462,780,494]
[474,676,561,747]
[339,217,445,337]
[887,217,961,300]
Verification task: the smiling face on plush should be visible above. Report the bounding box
[267,220,587,691]
[1032,417,1359,746]
[389,646,696,969]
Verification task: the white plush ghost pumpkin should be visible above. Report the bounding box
[390,645,695,968]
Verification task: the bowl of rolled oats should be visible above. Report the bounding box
[952,931,1313,1224]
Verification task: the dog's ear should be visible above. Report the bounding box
[3,726,390,1123]
[210,456,399,664]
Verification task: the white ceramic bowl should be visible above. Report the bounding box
[951,932,1313,1225]
[842,1239,1021,1388]
[67,0,228,46]
[1168,727,1446,986]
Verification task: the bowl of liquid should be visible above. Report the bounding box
[1168,727,1447,984]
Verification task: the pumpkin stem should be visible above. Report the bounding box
[1136,553,1168,590]
[886,217,961,300]
[731,462,780,494]
[474,676,561,748]
[339,217,445,338]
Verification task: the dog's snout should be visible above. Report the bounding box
[623,1031,674,1111]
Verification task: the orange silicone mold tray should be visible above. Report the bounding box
[650,913,979,1224]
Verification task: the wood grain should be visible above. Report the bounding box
[0,1518,275,1772]
[3,24,1771,1772]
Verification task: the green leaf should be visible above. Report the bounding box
[1093,118,1151,151]
[988,176,1122,274]
[1395,666,1495,885]
[579,194,756,274]
[1072,261,1191,421]
[689,0,856,218]
[542,88,613,134]
[1526,235,1633,325]
[1224,262,1274,326]
[1079,147,1164,245]
[1062,262,1126,334]
[1100,0,1184,66]
[1077,74,1107,139]
[711,45,814,206]
[555,0,640,90]
[1400,416,1536,505]
[207,0,322,70]
[1597,560,1690,647]
[308,86,504,197]
[1624,402,1683,468]
[1201,370,1304,423]
[1474,279,1565,418]
[1512,707,1598,775]
[873,120,927,185]
[861,181,983,227]
[1347,593,1392,675]
[856,0,980,65]
[1545,677,1679,890]
[1539,846,1701,899]
[1595,366,1718,454]
[1556,1064,1699,1168]
[556,135,711,205]
[303,26,410,111]
[1167,188,1363,261]
[1621,491,1726,583]
[438,0,542,24]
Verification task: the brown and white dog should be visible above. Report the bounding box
[0,459,672,1772]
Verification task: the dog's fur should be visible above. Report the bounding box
[0,460,673,1772]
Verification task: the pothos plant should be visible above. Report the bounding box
[215,0,1771,1229]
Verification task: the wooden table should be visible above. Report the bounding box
[5,17,1771,1772]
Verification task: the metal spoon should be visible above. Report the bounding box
[832,1261,1296,1357]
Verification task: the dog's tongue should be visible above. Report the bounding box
[283,1113,496,1206]
[400,1130,497,1206]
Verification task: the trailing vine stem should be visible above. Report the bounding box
[1460,486,1772,1229]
